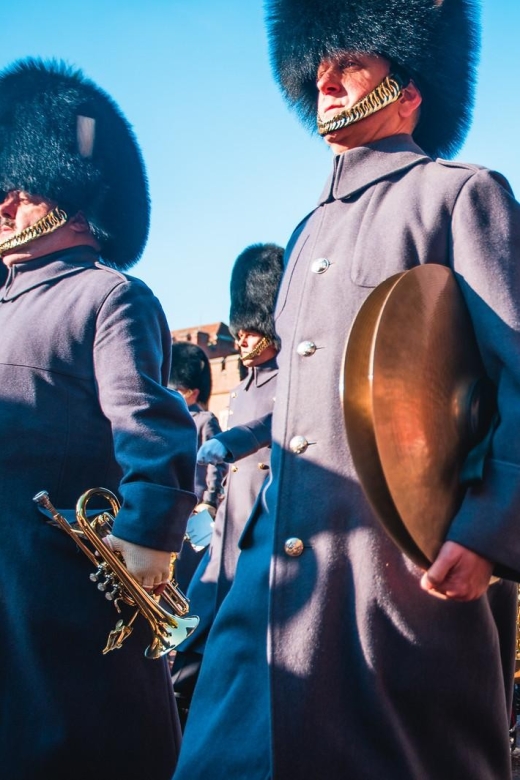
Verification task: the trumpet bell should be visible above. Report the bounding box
[145,614,200,660]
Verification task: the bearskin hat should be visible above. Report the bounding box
[169,342,212,406]
[266,0,480,159]
[0,58,149,268]
[229,243,285,345]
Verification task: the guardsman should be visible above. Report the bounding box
[0,59,197,780]
[168,341,226,592]
[174,2,520,779]
[171,242,283,727]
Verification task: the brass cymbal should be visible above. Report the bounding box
[342,264,494,568]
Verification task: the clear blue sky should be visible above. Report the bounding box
[3,1,519,330]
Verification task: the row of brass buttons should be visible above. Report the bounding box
[283,258,329,558]
[230,463,270,472]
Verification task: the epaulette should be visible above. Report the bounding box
[435,159,486,173]
[435,159,513,195]
[94,261,129,282]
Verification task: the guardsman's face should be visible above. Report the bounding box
[316,52,392,149]
[235,330,277,368]
[0,190,56,245]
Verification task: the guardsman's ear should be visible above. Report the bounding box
[398,80,422,119]
[68,211,91,234]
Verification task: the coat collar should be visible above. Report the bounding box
[318,134,431,205]
[244,356,278,390]
[0,246,101,302]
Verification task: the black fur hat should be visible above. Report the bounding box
[0,58,149,268]
[266,0,480,158]
[229,242,284,345]
[169,342,212,406]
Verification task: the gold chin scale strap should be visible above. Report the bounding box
[317,74,404,136]
[0,206,68,256]
[241,336,273,362]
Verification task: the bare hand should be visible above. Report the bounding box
[104,534,174,592]
[420,541,494,601]
[197,439,229,465]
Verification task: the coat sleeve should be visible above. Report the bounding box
[446,168,520,579]
[216,413,273,462]
[200,413,227,506]
[92,277,198,552]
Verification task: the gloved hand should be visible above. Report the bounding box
[193,501,217,519]
[105,535,174,591]
[197,439,230,465]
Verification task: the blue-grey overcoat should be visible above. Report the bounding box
[190,405,226,508]
[175,404,225,593]
[175,358,277,659]
[0,247,197,780]
[175,136,520,780]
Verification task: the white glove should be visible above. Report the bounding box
[105,535,174,591]
[193,502,217,519]
[197,439,230,465]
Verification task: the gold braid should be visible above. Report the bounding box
[240,336,273,362]
[317,74,404,136]
[0,206,68,255]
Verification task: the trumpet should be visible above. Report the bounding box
[33,487,199,659]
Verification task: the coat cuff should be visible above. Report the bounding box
[217,426,266,462]
[447,458,520,580]
[112,481,197,552]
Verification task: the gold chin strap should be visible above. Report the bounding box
[0,206,69,256]
[241,336,273,362]
[317,74,404,136]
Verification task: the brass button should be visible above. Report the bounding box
[284,538,304,557]
[258,462,269,470]
[231,465,238,472]
[289,435,308,454]
[296,340,317,357]
[310,257,330,274]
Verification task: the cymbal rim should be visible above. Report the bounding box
[342,271,430,568]
[343,264,489,566]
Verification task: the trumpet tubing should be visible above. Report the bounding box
[34,487,199,658]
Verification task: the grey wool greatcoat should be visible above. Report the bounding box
[190,405,226,508]
[0,247,198,780]
[178,358,277,656]
[174,404,226,593]
[174,135,520,780]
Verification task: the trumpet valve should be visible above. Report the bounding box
[89,563,107,583]
[106,584,122,602]
[97,572,116,592]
